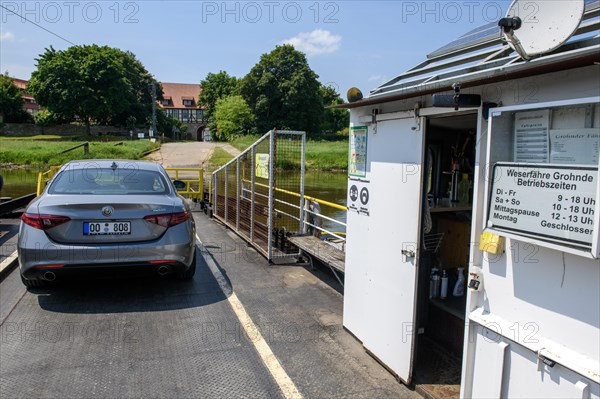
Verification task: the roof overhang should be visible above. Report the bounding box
[335,45,600,109]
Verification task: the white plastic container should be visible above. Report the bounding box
[440,270,448,299]
[453,267,465,297]
[430,268,440,298]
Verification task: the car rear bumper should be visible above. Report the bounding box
[21,260,190,280]
[18,222,195,279]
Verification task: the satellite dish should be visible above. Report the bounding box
[499,0,584,60]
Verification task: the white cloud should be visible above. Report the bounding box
[281,29,341,57]
[0,31,15,41]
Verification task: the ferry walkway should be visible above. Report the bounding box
[0,211,420,399]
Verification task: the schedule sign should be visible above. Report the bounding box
[488,163,598,248]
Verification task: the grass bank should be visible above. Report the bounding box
[0,137,159,166]
[207,147,235,172]
[229,135,348,171]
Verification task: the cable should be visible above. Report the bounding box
[0,4,77,46]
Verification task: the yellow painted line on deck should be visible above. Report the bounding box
[0,250,18,274]
[196,235,303,399]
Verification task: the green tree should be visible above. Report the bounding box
[320,85,349,135]
[239,45,323,136]
[34,109,67,126]
[0,74,30,123]
[199,71,239,124]
[27,45,159,135]
[111,52,162,128]
[213,95,254,141]
[126,115,137,131]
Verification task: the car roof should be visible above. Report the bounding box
[62,160,164,172]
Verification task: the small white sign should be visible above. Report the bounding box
[513,110,550,163]
[488,163,597,248]
[255,154,269,179]
[348,179,370,216]
[550,128,600,165]
[137,133,145,139]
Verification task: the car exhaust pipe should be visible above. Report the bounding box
[157,266,170,276]
[43,271,56,281]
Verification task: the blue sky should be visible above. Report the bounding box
[1,1,511,97]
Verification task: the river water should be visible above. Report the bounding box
[0,167,43,198]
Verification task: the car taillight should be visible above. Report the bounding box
[21,213,71,230]
[144,212,189,228]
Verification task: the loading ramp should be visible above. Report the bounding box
[288,235,345,285]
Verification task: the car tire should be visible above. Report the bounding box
[176,250,196,280]
[20,274,46,288]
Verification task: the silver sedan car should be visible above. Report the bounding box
[18,160,196,287]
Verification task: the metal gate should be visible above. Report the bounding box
[212,130,306,261]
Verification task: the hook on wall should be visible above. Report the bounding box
[371,108,379,134]
[412,102,422,131]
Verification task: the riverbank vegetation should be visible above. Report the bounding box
[0,136,159,166]
[1,133,346,171]
[207,147,234,172]
[6,43,349,144]
[198,46,350,171]
[200,46,350,142]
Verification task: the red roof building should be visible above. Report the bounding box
[13,78,41,116]
[159,82,205,124]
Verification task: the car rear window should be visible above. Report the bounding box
[48,167,170,195]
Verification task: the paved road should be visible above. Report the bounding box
[145,142,240,169]
[0,212,421,399]
[0,218,19,267]
[0,220,281,397]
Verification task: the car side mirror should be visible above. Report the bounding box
[173,180,186,190]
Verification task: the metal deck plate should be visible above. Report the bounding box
[0,252,282,398]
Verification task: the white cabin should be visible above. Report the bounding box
[341,1,600,398]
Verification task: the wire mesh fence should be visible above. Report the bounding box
[212,130,306,260]
[272,131,305,258]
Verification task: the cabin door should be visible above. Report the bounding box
[362,115,425,384]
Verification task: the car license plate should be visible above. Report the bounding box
[83,221,131,235]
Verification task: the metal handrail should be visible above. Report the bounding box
[301,208,346,242]
[211,130,348,259]
[240,178,347,245]
[36,165,62,196]
[59,142,89,155]
[164,167,204,200]
[248,180,347,211]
